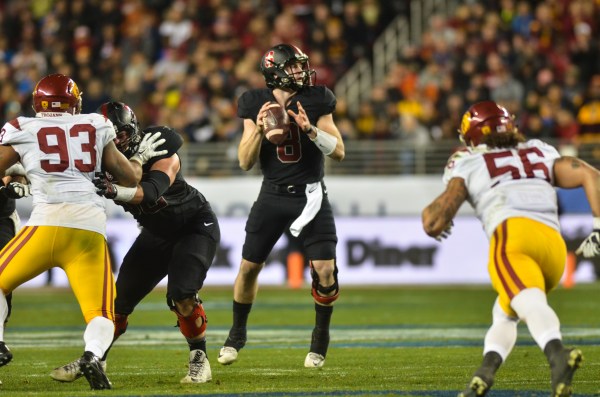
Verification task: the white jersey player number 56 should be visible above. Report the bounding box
[483,147,550,182]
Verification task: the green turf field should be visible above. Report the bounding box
[1,284,599,396]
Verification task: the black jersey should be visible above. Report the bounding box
[118,126,209,238]
[0,195,15,219]
[237,86,336,185]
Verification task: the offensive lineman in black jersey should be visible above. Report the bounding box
[51,102,220,384]
[0,165,31,379]
[218,43,345,368]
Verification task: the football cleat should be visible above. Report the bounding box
[79,351,112,390]
[181,350,212,383]
[0,342,12,367]
[304,352,325,368]
[217,346,238,365]
[51,357,107,382]
[458,375,492,397]
[550,348,583,397]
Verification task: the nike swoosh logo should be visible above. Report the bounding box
[204,222,214,226]
[308,186,317,193]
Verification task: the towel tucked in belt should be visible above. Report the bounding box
[289,182,322,237]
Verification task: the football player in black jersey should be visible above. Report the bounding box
[0,165,30,378]
[51,102,220,384]
[218,43,345,368]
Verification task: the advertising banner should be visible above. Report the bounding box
[21,215,597,287]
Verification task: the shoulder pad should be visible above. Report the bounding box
[448,147,471,161]
[237,89,272,119]
[142,126,182,166]
[301,86,336,114]
[444,148,472,170]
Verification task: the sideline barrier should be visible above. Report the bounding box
[20,215,597,287]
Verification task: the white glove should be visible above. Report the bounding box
[130,132,167,165]
[435,220,453,242]
[576,217,600,258]
[0,182,31,199]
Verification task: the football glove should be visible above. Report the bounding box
[93,172,117,199]
[0,182,31,199]
[130,132,167,165]
[576,218,600,258]
[435,220,454,242]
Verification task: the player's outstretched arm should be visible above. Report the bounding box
[422,177,468,240]
[554,156,600,216]
[102,141,143,187]
[0,146,20,178]
[555,156,600,257]
[94,155,177,204]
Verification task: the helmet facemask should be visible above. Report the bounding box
[114,126,142,159]
[97,102,142,158]
[459,101,515,147]
[261,44,315,91]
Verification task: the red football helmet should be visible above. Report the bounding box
[459,101,515,146]
[32,74,82,114]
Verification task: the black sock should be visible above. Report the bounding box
[310,304,333,356]
[187,337,206,354]
[544,339,564,362]
[478,351,502,373]
[232,300,252,330]
[224,301,252,349]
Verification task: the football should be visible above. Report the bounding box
[263,103,290,145]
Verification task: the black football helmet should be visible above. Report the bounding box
[260,44,314,91]
[96,101,141,158]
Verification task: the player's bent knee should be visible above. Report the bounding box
[172,302,207,338]
[240,259,264,277]
[310,261,339,305]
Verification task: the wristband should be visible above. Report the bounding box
[113,184,137,202]
[308,126,337,156]
[5,163,26,176]
[129,155,143,166]
[593,217,600,230]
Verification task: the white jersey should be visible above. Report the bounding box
[0,113,116,236]
[443,139,561,237]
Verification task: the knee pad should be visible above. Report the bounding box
[114,313,129,340]
[310,261,339,305]
[172,302,207,339]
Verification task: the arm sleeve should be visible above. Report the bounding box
[140,170,171,204]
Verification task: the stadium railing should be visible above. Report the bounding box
[177,138,596,177]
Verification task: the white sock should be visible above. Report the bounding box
[84,317,115,358]
[0,294,7,341]
[483,299,519,361]
[511,288,562,350]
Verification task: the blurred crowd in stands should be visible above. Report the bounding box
[351,0,600,149]
[0,0,599,153]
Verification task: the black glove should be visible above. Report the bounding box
[0,182,31,199]
[93,172,117,199]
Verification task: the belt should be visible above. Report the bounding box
[263,181,310,194]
